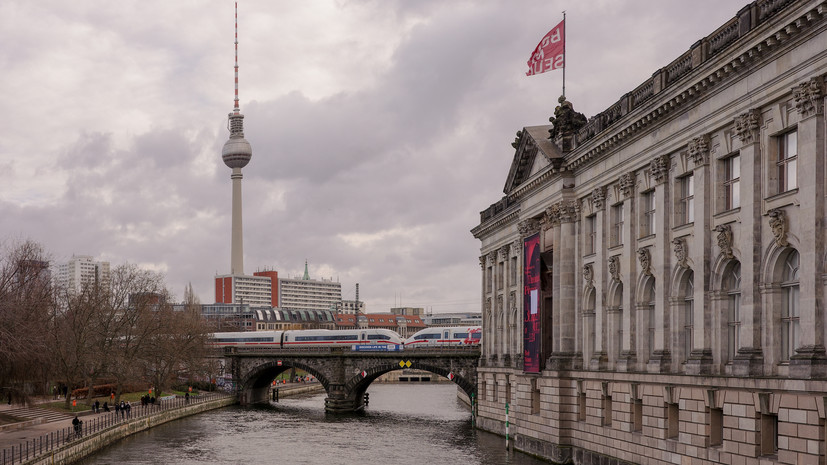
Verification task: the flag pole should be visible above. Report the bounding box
[562,11,566,99]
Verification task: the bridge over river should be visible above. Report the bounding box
[224,346,480,413]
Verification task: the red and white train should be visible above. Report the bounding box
[402,326,482,348]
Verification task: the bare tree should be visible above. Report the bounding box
[139,302,211,398]
[0,240,53,404]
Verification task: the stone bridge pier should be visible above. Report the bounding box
[225,348,479,413]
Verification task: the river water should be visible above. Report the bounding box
[78,383,548,464]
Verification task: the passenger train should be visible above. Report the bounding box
[210,326,482,351]
[210,329,403,349]
[403,326,482,348]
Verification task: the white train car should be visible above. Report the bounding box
[403,326,482,348]
[210,329,403,350]
[210,331,283,347]
[281,329,403,349]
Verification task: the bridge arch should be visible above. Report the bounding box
[238,360,332,405]
[227,349,479,412]
[344,364,476,408]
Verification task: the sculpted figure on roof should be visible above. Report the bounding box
[548,95,587,140]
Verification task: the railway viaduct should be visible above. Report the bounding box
[224,347,480,413]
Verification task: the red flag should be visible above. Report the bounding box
[526,19,565,76]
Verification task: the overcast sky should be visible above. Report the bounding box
[1,0,748,312]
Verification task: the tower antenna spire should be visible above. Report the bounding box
[234,1,240,114]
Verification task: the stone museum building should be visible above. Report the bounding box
[472,1,827,463]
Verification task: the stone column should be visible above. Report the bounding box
[616,172,637,372]
[731,109,764,377]
[590,187,608,370]
[479,255,488,361]
[549,200,580,370]
[510,240,523,367]
[686,135,714,374]
[647,154,672,373]
[790,77,826,378]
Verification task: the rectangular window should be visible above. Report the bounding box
[642,191,656,237]
[579,391,587,421]
[603,395,613,426]
[761,413,778,455]
[679,174,694,224]
[724,155,740,210]
[710,408,723,446]
[498,262,504,290]
[610,204,624,246]
[667,403,679,439]
[633,398,643,432]
[585,215,596,255]
[778,130,798,193]
[532,379,541,415]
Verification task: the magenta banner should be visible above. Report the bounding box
[523,233,541,373]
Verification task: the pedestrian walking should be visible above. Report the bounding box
[72,416,82,438]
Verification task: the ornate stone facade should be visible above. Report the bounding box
[471,3,827,463]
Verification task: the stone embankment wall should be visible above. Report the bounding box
[24,396,235,465]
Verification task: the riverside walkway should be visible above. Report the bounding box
[0,382,323,465]
[0,393,234,465]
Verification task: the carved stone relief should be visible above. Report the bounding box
[592,186,607,210]
[650,155,671,184]
[688,135,710,165]
[714,224,734,259]
[672,237,688,268]
[793,76,824,118]
[638,248,652,276]
[498,246,509,261]
[768,209,789,247]
[618,172,636,199]
[734,109,761,144]
[608,256,621,282]
[511,240,521,257]
[518,218,541,236]
[583,263,594,287]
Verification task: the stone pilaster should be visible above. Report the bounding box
[617,172,637,372]
[790,76,827,378]
[549,201,581,370]
[732,109,764,377]
[686,140,714,375]
[647,155,672,373]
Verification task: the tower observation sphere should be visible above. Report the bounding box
[222,113,252,169]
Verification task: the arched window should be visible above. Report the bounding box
[611,283,624,363]
[781,251,800,361]
[682,271,694,363]
[724,262,741,363]
[642,278,656,360]
[584,287,596,362]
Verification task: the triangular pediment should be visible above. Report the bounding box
[503,125,562,194]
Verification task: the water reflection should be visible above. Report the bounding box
[80,384,547,465]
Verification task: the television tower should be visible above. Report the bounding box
[222,2,252,275]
